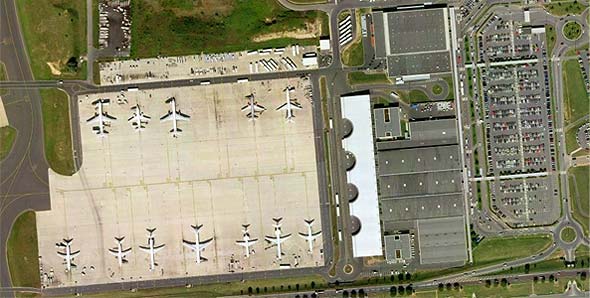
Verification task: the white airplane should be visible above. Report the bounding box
[108,236,132,267]
[235,224,258,258]
[128,104,151,131]
[276,86,302,122]
[182,224,213,264]
[87,98,117,136]
[56,238,80,272]
[160,97,190,137]
[139,228,165,271]
[298,219,321,253]
[264,218,291,260]
[241,93,266,120]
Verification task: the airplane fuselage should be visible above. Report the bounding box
[147,238,157,271]
[274,229,283,259]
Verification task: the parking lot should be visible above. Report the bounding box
[36,78,323,287]
[479,13,560,226]
[99,45,318,85]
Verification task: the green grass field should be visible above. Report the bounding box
[565,121,586,154]
[347,71,390,85]
[563,21,583,40]
[561,226,577,243]
[545,0,585,16]
[568,166,589,236]
[442,75,455,100]
[130,0,321,58]
[546,25,557,57]
[432,84,443,95]
[0,126,17,161]
[84,275,325,297]
[16,0,86,80]
[562,60,589,125]
[40,88,75,176]
[7,211,41,289]
[342,39,364,66]
[472,234,553,266]
[0,61,7,94]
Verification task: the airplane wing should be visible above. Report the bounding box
[276,103,288,111]
[279,234,292,242]
[241,104,251,112]
[108,248,119,256]
[122,247,132,254]
[138,245,151,253]
[177,111,190,121]
[140,114,151,121]
[199,238,213,250]
[291,102,303,110]
[104,114,117,121]
[87,114,100,124]
[236,239,258,247]
[254,104,266,112]
[71,250,80,258]
[154,244,165,253]
[182,240,196,250]
[127,115,135,122]
[57,251,67,257]
[160,111,173,121]
[264,236,278,244]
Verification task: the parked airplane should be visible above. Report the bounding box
[264,218,291,260]
[160,97,190,137]
[108,236,132,267]
[235,224,258,258]
[298,219,321,253]
[128,104,151,131]
[87,98,116,136]
[139,228,165,271]
[276,86,302,122]
[56,238,80,272]
[182,224,213,264]
[241,93,266,120]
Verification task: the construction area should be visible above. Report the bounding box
[35,77,323,287]
[99,45,319,85]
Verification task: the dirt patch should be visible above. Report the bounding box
[46,61,62,76]
[252,19,320,42]
[364,255,386,266]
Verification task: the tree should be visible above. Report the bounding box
[533,276,539,283]
[524,263,530,274]
[453,282,460,290]
[500,278,508,287]
[405,285,413,294]
[248,287,253,295]
[66,56,78,72]
[359,289,366,297]
[351,289,357,297]
[581,271,587,280]
[549,274,555,282]
[398,285,405,295]
[438,283,444,291]
[390,286,397,297]
[493,279,500,287]
[311,281,316,289]
[342,290,348,298]
[405,272,411,280]
[485,280,491,287]
[390,275,395,282]
[398,273,405,281]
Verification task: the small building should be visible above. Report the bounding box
[302,52,318,67]
[384,233,413,264]
[374,107,402,140]
[319,37,331,51]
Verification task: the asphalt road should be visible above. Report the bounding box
[0,0,51,293]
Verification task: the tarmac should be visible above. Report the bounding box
[36,78,324,287]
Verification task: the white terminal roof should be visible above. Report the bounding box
[319,38,331,51]
[340,94,383,257]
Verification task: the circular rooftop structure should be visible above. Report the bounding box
[344,151,356,171]
[347,183,359,202]
[342,118,353,139]
[350,215,361,236]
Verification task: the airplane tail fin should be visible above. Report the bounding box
[304,219,314,226]
[115,236,125,242]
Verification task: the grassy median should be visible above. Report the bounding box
[16,0,86,80]
[347,71,390,86]
[40,88,75,176]
[562,59,588,125]
[0,126,17,161]
[472,234,553,266]
[7,211,41,289]
[569,166,589,236]
[131,0,321,57]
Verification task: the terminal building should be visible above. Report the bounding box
[372,7,453,81]
[339,93,468,265]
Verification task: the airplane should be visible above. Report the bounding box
[108,236,132,267]
[87,98,117,136]
[276,86,302,122]
[298,219,321,253]
[160,97,190,137]
[56,238,80,272]
[264,218,291,260]
[235,224,258,258]
[128,104,151,131]
[241,93,266,120]
[139,228,165,271]
[182,224,213,264]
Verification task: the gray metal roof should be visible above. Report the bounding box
[374,107,402,139]
[384,234,413,262]
[417,216,467,265]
